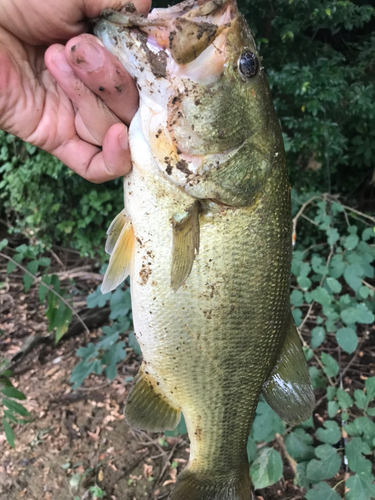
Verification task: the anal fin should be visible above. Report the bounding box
[125,364,181,432]
[171,201,200,292]
[262,314,314,425]
[101,217,134,294]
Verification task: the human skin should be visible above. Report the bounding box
[0,0,151,182]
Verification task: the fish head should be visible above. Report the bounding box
[95,0,284,206]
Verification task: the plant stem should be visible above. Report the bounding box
[0,252,90,336]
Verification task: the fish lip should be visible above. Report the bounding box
[95,0,237,65]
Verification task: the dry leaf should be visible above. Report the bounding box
[143,463,153,479]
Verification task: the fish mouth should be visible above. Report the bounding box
[98,0,237,74]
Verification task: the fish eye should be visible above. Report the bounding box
[238,51,259,79]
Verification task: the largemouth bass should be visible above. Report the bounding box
[95,1,314,498]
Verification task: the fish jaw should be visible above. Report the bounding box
[95,1,282,208]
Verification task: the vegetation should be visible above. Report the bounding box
[0,0,374,499]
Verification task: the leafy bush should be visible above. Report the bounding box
[0,364,31,448]
[1,0,374,252]
[0,131,122,257]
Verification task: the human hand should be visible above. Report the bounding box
[0,0,151,182]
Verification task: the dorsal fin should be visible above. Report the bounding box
[101,218,134,294]
[171,201,200,292]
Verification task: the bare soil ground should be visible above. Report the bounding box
[1,242,374,500]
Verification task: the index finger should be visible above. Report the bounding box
[65,34,138,126]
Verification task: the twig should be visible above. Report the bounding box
[157,442,178,484]
[0,251,90,335]
[361,279,375,292]
[292,195,321,242]
[134,430,168,457]
[49,248,65,268]
[275,433,297,476]
[341,334,367,379]
[339,203,375,224]
[298,245,336,386]
[76,380,112,391]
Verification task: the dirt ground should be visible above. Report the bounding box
[1,243,374,500]
[0,245,192,500]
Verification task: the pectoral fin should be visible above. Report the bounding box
[262,315,314,425]
[171,201,200,292]
[105,209,128,255]
[125,364,181,432]
[101,218,134,294]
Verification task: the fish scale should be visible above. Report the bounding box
[126,122,291,472]
[95,1,314,498]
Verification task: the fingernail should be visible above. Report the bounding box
[118,127,129,151]
[54,50,73,73]
[69,42,103,71]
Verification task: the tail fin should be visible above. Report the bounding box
[169,466,253,500]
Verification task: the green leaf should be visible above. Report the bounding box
[247,436,258,463]
[359,286,371,299]
[337,389,353,410]
[311,327,325,348]
[309,366,327,389]
[7,253,23,274]
[0,239,8,251]
[305,482,341,500]
[24,260,39,293]
[70,360,97,390]
[1,386,26,400]
[341,307,358,325]
[110,287,131,320]
[2,398,31,417]
[321,352,339,377]
[38,257,51,267]
[362,228,374,242]
[346,474,375,500]
[326,387,337,401]
[326,227,340,246]
[306,444,341,482]
[344,417,375,445]
[292,307,302,326]
[346,438,372,476]
[315,420,341,445]
[252,399,285,443]
[328,401,339,418]
[344,234,359,250]
[344,263,364,292]
[291,289,304,306]
[285,429,315,462]
[128,331,142,355]
[87,285,111,309]
[336,327,358,354]
[326,277,342,294]
[54,302,73,343]
[297,276,312,290]
[165,413,187,437]
[38,275,51,303]
[354,389,368,410]
[311,286,331,306]
[365,377,375,400]
[355,303,374,324]
[250,448,283,490]
[2,418,15,448]
[3,409,20,423]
